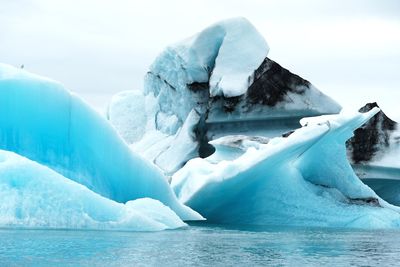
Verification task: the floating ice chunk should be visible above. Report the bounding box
[172,108,400,228]
[0,63,202,221]
[0,150,185,231]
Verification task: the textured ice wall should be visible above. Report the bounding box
[0,63,202,221]
[172,109,400,228]
[0,150,186,231]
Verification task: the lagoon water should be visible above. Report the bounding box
[1,222,399,266]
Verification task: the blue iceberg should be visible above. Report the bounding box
[171,109,400,228]
[0,63,202,223]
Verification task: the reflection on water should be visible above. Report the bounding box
[1,222,399,266]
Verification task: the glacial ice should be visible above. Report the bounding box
[347,103,399,169]
[2,15,397,231]
[104,17,400,228]
[143,18,340,133]
[346,103,400,205]
[153,17,269,98]
[0,150,185,231]
[171,109,400,228]
[109,18,341,175]
[154,109,201,175]
[107,90,148,144]
[0,63,202,221]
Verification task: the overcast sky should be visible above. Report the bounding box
[1,0,399,120]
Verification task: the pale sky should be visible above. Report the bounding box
[1,0,399,120]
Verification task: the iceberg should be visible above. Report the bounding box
[0,150,185,231]
[108,18,341,175]
[106,17,399,228]
[0,63,202,221]
[347,103,400,205]
[171,109,400,228]
[347,103,399,168]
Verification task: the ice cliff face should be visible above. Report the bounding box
[108,17,341,175]
[0,63,202,224]
[171,109,400,228]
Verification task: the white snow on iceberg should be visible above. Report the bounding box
[153,17,269,98]
[171,108,400,228]
[0,150,185,231]
[0,63,202,221]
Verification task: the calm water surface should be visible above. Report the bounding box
[1,222,399,266]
